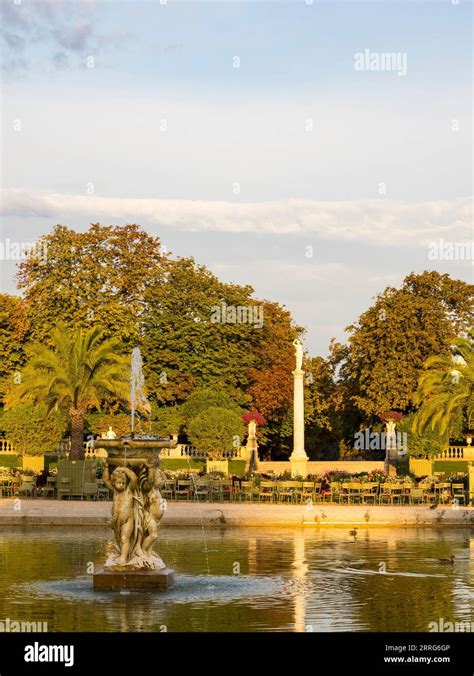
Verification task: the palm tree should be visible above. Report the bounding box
[412,329,474,437]
[6,323,129,459]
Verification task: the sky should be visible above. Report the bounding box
[0,0,472,355]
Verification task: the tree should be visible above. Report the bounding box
[0,294,29,399]
[398,413,448,457]
[5,323,129,459]
[247,301,298,419]
[141,257,260,404]
[187,406,244,459]
[16,223,166,346]
[86,411,131,439]
[181,386,243,425]
[0,403,66,455]
[338,272,473,417]
[412,330,474,437]
[150,402,185,437]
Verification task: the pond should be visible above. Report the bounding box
[0,526,472,632]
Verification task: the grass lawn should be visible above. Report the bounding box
[433,460,469,474]
[0,454,21,468]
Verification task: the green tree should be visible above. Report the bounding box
[0,294,28,399]
[412,330,474,437]
[187,406,244,459]
[150,402,185,437]
[181,386,243,425]
[5,323,129,459]
[0,403,66,455]
[142,257,260,404]
[338,272,473,417]
[17,223,166,346]
[399,413,448,457]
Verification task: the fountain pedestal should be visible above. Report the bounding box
[92,436,177,592]
[93,567,175,591]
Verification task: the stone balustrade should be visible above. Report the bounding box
[433,446,474,460]
[0,439,15,453]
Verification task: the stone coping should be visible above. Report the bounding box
[0,498,473,527]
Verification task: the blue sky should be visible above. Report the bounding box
[1,0,472,354]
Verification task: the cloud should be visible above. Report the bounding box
[0,1,129,70]
[2,30,26,51]
[1,189,471,248]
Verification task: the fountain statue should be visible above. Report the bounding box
[93,348,177,591]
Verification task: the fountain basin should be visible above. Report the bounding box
[93,567,175,591]
[94,437,177,467]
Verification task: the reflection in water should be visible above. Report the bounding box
[0,526,472,632]
[292,530,308,632]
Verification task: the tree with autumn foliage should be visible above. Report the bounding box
[16,223,167,346]
[336,271,473,418]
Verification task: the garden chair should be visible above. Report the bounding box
[220,480,234,501]
[328,482,342,503]
[435,483,452,505]
[452,483,466,505]
[361,483,378,505]
[194,480,211,502]
[58,477,72,500]
[300,481,315,504]
[209,481,224,502]
[379,484,393,505]
[161,480,176,500]
[238,481,256,502]
[96,480,110,501]
[409,488,425,505]
[259,481,276,503]
[18,476,35,498]
[419,480,436,504]
[81,480,98,500]
[1,478,16,497]
[277,481,300,503]
[43,476,57,499]
[175,480,193,500]
[339,483,351,504]
[347,483,363,504]
[402,482,413,504]
[313,483,323,502]
[390,485,403,505]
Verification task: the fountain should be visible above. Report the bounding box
[93,348,177,591]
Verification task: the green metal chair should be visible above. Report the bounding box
[18,476,35,498]
[81,480,98,500]
[58,477,72,500]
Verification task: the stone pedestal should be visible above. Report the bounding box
[93,567,175,591]
[245,420,259,473]
[290,368,308,478]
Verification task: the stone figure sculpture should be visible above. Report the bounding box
[293,338,303,370]
[103,463,137,566]
[102,458,166,571]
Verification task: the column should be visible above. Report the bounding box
[290,339,308,478]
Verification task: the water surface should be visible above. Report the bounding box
[0,526,472,632]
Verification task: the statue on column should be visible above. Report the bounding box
[293,338,303,370]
